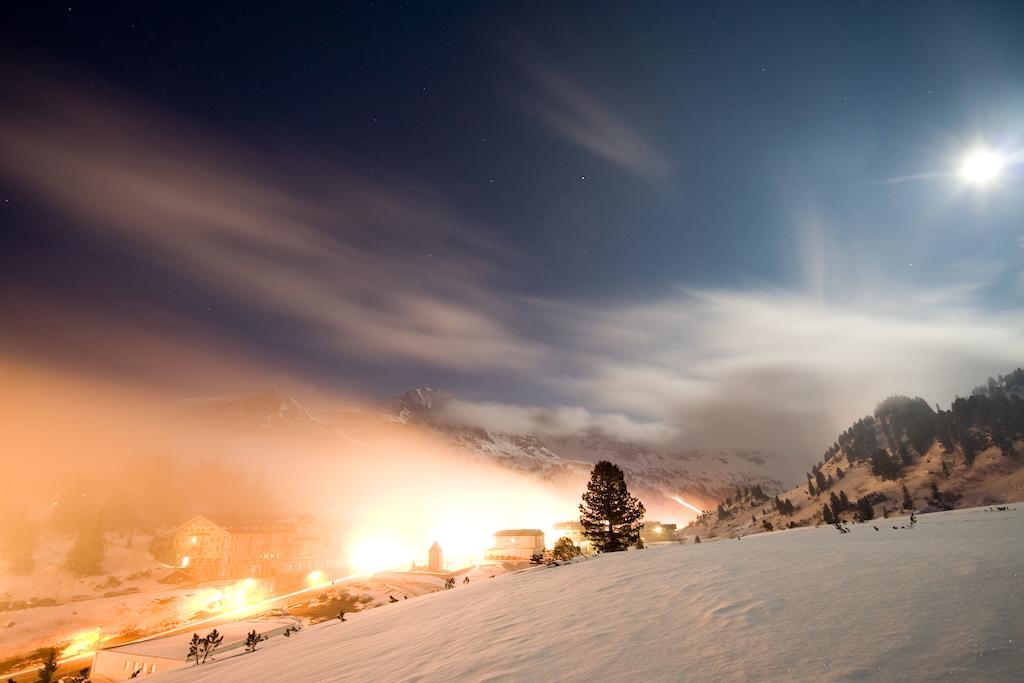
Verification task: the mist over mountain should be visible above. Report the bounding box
[182,387,783,523]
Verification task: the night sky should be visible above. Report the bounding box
[3,2,1024,459]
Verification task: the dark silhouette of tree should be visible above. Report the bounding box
[855,497,875,521]
[901,484,914,511]
[65,516,106,576]
[822,503,835,525]
[187,629,224,665]
[37,648,58,683]
[869,448,902,480]
[579,461,645,553]
[244,630,265,652]
[551,536,581,561]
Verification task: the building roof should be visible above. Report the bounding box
[494,529,545,537]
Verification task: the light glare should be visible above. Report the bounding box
[958,148,1005,185]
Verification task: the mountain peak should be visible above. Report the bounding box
[184,389,323,430]
[388,388,456,421]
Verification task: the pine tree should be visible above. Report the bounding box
[551,536,580,561]
[901,484,914,510]
[244,630,264,652]
[187,629,224,665]
[66,518,106,576]
[855,497,875,521]
[694,536,701,544]
[822,503,835,525]
[579,461,645,553]
[187,633,203,665]
[37,648,58,683]
[204,629,223,663]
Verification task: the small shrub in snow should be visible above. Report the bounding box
[551,536,581,561]
[244,629,266,652]
[187,629,224,664]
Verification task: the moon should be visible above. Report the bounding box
[958,148,1006,186]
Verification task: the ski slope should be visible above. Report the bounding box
[155,505,1023,682]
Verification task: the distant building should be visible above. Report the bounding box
[640,522,678,544]
[90,617,296,680]
[486,529,546,560]
[428,541,443,572]
[171,514,325,582]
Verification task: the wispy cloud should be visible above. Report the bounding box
[2,75,1021,469]
[540,287,1024,474]
[507,43,672,180]
[0,80,547,374]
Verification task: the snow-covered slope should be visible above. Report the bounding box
[156,504,1024,682]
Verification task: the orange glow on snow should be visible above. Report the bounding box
[60,627,104,658]
[345,487,574,573]
[305,569,328,588]
[183,577,268,618]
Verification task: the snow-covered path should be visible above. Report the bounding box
[156,506,1023,682]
